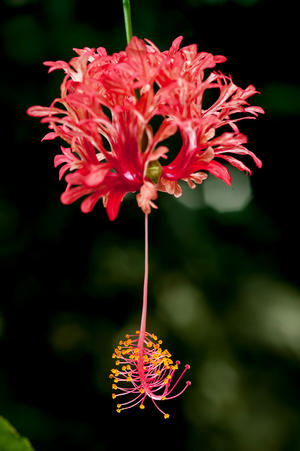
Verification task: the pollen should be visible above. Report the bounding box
[164,414,170,420]
[111,330,191,418]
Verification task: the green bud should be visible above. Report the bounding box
[146,160,162,184]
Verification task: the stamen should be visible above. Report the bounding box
[111,331,190,417]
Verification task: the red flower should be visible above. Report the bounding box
[28,36,263,220]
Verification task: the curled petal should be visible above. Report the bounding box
[61,186,93,205]
[42,131,58,141]
[184,171,208,189]
[136,181,158,214]
[199,160,232,185]
[27,105,66,117]
[106,188,128,221]
[81,192,103,213]
[158,178,183,198]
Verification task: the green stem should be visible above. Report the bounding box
[123,0,133,44]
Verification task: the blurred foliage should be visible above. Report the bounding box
[0,417,35,451]
[0,0,299,450]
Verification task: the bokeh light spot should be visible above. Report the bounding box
[203,167,252,213]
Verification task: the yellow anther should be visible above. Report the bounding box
[139,388,145,394]
[147,341,152,348]
[125,334,130,338]
[112,354,116,359]
[158,340,162,345]
[112,384,118,390]
[162,396,166,400]
[117,404,121,409]
[118,346,121,350]
[139,404,145,410]
[136,330,140,335]
[114,378,118,383]
[119,340,123,345]
[156,370,161,376]
[112,393,116,399]
[122,365,126,371]
[164,379,169,384]
[126,365,131,370]
[126,376,132,382]
[115,360,120,366]
[109,374,113,379]
[164,414,170,420]
[116,409,121,413]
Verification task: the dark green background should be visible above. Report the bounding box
[1,0,299,450]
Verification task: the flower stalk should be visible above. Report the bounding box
[123,0,133,44]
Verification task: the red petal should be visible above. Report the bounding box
[81,192,102,213]
[202,161,232,185]
[61,186,91,205]
[106,189,127,221]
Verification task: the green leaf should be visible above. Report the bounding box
[0,417,35,451]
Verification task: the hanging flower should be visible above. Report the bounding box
[27,36,263,220]
[110,331,191,418]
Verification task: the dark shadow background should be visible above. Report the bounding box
[1,0,300,450]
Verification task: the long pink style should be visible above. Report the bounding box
[138,213,149,348]
[110,214,191,418]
